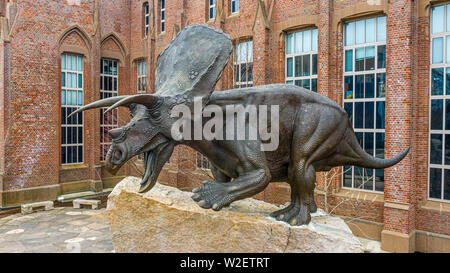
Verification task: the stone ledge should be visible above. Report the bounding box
[107,176,364,253]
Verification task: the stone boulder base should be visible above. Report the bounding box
[107,177,364,253]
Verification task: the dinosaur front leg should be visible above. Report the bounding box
[191,168,271,211]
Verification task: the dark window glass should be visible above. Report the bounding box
[303,79,310,90]
[344,76,353,99]
[355,102,364,128]
[375,169,384,192]
[295,80,301,87]
[311,78,317,92]
[430,134,443,164]
[444,169,450,200]
[312,54,317,75]
[355,75,364,98]
[302,55,310,76]
[377,45,386,69]
[294,56,302,77]
[247,63,253,82]
[447,68,450,95]
[240,63,247,82]
[375,133,384,159]
[376,101,385,129]
[365,74,375,98]
[286,57,293,77]
[429,168,442,199]
[446,100,450,130]
[365,102,374,129]
[446,134,450,165]
[376,73,386,97]
[343,166,352,188]
[432,68,444,95]
[431,99,443,130]
[363,168,374,190]
[344,102,353,125]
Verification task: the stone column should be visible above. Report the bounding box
[382,0,415,253]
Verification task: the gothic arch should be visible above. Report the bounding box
[57,25,92,59]
[100,33,127,65]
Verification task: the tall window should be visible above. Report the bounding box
[285,28,318,92]
[61,54,84,164]
[137,61,147,94]
[429,4,450,201]
[144,2,149,36]
[234,40,253,88]
[209,0,216,20]
[231,0,239,14]
[160,0,165,32]
[342,16,387,192]
[100,59,119,161]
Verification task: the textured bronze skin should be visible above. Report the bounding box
[70,25,409,226]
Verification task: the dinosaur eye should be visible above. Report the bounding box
[151,110,161,119]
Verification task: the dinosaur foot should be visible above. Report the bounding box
[270,201,311,226]
[191,181,235,211]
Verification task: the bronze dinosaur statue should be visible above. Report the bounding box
[70,25,409,226]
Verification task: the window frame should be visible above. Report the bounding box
[209,0,216,20]
[160,0,165,33]
[285,28,318,92]
[137,60,148,94]
[61,53,84,165]
[100,58,119,162]
[144,2,149,37]
[231,0,239,14]
[197,152,211,170]
[429,3,450,203]
[342,16,387,193]
[233,40,253,88]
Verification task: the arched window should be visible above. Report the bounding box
[342,16,387,192]
[209,0,216,20]
[61,53,84,164]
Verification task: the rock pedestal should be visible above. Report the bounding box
[107,177,364,253]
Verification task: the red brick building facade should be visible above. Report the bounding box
[0,0,448,252]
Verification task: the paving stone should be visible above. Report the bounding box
[0,208,114,253]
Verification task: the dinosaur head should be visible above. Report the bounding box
[68,95,174,193]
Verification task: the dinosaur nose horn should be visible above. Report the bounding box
[108,128,123,139]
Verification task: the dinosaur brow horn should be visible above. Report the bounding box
[67,95,129,119]
[103,94,160,114]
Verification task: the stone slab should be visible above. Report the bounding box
[73,199,101,210]
[107,177,364,253]
[21,201,54,215]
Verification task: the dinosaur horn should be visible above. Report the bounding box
[104,94,160,114]
[68,96,129,119]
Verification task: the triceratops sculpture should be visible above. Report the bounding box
[70,25,409,226]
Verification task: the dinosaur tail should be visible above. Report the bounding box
[344,126,410,169]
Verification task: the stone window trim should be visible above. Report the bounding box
[429,3,450,203]
[342,15,387,193]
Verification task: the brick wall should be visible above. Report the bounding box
[0,0,448,247]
